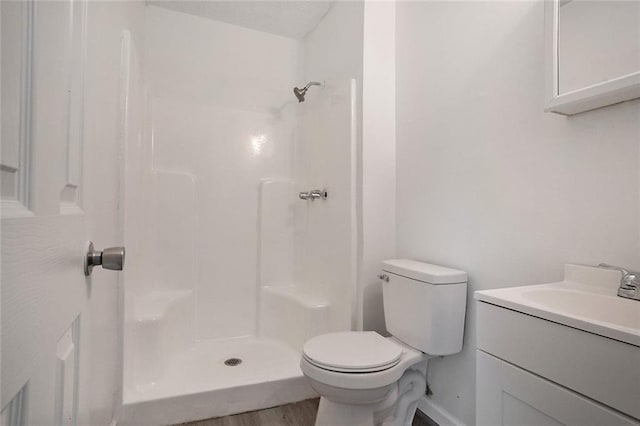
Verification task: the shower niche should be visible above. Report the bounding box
[121,3,362,425]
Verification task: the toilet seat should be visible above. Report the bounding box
[300,333,426,390]
[303,332,403,373]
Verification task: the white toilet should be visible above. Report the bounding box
[300,259,468,426]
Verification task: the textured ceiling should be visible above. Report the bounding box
[147,1,333,39]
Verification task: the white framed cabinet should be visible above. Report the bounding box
[477,351,635,426]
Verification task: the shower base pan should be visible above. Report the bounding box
[121,336,316,425]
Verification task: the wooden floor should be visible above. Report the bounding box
[178,399,319,426]
[178,398,438,426]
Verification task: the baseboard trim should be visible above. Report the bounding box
[417,396,466,426]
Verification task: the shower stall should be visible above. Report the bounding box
[120,3,363,424]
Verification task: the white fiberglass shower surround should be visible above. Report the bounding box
[121,3,363,424]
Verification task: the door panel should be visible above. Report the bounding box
[0,0,33,217]
[2,216,86,413]
[2,0,90,424]
[2,0,140,423]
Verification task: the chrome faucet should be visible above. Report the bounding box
[598,264,640,301]
[309,189,327,200]
[298,189,328,201]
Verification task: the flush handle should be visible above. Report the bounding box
[84,241,125,276]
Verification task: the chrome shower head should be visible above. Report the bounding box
[293,81,321,103]
[293,86,307,102]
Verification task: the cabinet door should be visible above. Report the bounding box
[476,351,639,426]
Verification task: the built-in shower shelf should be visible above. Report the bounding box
[262,285,329,309]
[134,289,193,322]
[260,285,331,352]
[131,290,195,388]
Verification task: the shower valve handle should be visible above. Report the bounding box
[310,189,328,200]
[299,189,328,201]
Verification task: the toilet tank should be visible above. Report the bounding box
[381,259,467,356]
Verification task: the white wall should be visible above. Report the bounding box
[292,80,357,331]
[295,2,364,330]
[83,1,144,423]
[396,1,640,424]
[142,6,301,340]
[287,0,396,336]
[360,0,396,333]
[302,2,363,84]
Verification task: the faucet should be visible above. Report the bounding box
[298,189,328,201]
[598,264,640,301]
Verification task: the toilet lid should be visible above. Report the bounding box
[303,332,403,373]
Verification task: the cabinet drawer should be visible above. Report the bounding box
[477,350,638,426]
[477,301,640,419]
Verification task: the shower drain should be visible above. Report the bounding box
[224,358,242,367]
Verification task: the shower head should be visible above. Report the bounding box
[293,81,322,103]
[293,87,307,102]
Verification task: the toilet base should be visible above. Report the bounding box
[313,368,426,426]
[316,398,376,426]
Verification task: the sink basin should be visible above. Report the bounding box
[475,264,640,347]
[522,287,640,331]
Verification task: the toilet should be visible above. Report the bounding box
[300,259,468,426]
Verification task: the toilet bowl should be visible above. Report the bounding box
[301,332,429,426]
[301,259,468,426]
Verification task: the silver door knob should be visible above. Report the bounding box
[84,241,125,276]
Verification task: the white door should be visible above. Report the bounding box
[1,1,126,424]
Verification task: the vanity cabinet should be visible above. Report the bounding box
[476,301,640,425]
[477,351,634,426]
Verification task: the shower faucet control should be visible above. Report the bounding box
[310,189,328,200]
[299,189,328,201]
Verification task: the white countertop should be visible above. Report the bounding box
[475,264,640,347]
